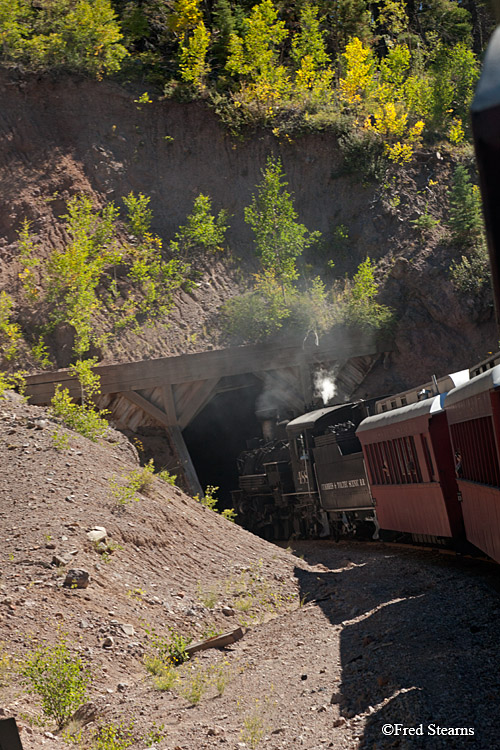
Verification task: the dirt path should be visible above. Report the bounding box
[155,542,500,750]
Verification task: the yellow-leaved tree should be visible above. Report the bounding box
[226,0,289,114]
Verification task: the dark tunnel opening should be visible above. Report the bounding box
[182,380,263,509]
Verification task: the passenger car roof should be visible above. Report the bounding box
[445,364,500,407]
[356,394,446,434]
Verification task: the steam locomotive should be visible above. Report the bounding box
[232,353,500,565]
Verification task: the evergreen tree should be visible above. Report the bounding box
[448,165,485,248]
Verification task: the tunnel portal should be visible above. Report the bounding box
[182,376,263,508]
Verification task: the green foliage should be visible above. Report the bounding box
[31,337,52,368]
[447,165,485,248]
[45,195,121,357]
[122,192,152,239]
[109,459,156,505]
[195,484,219,510]
[179,666,208,704]
[69,357,101,405]
[291,5,334,105]
[245,157,320,298]
[171,193,229,257]
[0,0,490,150]
[92,722,135,750]
[194,484,238,521]
[429,43,479,136]
[223,269,291,340]
[450,247,490,297]
[0,370,26,398]
[151,664,179,691]
[411,206,440,235]
[52,428,71,451]
[338,257,393,332]
[157,467,178,486]
[50,384,109,442]
[0,292,22,362]
[18,192,194,355]
[179,21,211,91]
[146,624,192,666]
[21,640,91,728]
[0,0,128,77]
[226,0,290,110]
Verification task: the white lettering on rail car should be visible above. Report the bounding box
[321,477,366,491]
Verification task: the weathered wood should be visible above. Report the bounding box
[185,627,244,657]
[177,378,220,431]
[169,425,203,497]
[120,391,170,428]
[25,337,381,405]
[162,385,178,426]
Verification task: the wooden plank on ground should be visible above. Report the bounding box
[186,627,244,657]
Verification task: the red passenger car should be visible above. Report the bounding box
[356,396,463,542]
[445,366,500,563]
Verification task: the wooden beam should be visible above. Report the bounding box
[120,389,202,496]
[25,335,382,405]
[120,391,171,427]
[169,425,203,498]
[177,378,220,431]
[162,385,178,426]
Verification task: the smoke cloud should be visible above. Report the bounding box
[314,367,338,406]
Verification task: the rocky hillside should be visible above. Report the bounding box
[0,69,496,394]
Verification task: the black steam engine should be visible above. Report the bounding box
[232,400,378,541]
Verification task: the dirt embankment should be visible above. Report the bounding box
[0,69,496,390]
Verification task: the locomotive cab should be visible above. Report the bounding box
[286,401,377,538]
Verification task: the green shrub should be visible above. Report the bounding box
[0,370,26,398]
[450,246,491,297]
[0,0,128,77]
[337,257,393,333]
[0,292,22,362]
[411,206,440,235]
[157,467,177,486]
[21,641,91,728]
[110,459,169,505]
[146,624,192,667]
[221,507,237,522]
[195,484,219,510]
[92,722,135,750]
[448,165,485,248]
[50,384,109,442]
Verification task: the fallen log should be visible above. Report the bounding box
[185,626,244,657]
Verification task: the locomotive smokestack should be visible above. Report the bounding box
[256,407,277,441]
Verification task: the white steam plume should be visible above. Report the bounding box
[314,368,337,405]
